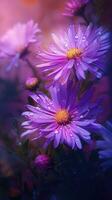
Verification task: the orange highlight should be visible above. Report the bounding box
[55,109,70,125]
[21,0,37,6]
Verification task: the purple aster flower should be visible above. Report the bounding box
[63,0,90,17]
[0,20,40,72]
[37,24,110,84]
[21,82,102,149]
[97,121,112,169]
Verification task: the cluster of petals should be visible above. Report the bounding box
[22,82,103,149]
[37,23,110,84]
[63,0,90,17]
[0,20,40,71]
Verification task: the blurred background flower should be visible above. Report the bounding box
[96,120,112,170]
[63,0,90,17]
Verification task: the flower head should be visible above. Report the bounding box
[0,20,40,71]
[21,82,102,149]
[37,24,110,84]
[63,0,90,17]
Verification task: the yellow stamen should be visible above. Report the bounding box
[55,109,70,125]
[67,48,82,59]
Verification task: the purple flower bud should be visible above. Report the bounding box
[34,154,51,169]
[25,77,39,90]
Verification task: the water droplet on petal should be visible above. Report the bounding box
[55,130,58,134]
[48,106,51,110]
[75,35,78,39]
[80,115,84,119]
[82,36,86,41]
[96,71,103,79]
[98,31,102,35]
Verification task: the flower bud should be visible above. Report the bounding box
[25,77,39,90]
[34,154,51,169]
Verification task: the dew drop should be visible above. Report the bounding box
[65,43,68,47]
[49,102,53,106]
[82,36,86,41]
[38,116,42,118]
[75,35,78,39]
[48,106,51,110]
[98,31,102,35]
[55,130,58,134]
[96,71,103,79]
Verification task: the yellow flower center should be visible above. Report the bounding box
[67,48,82,59]
[55,109,70,125]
